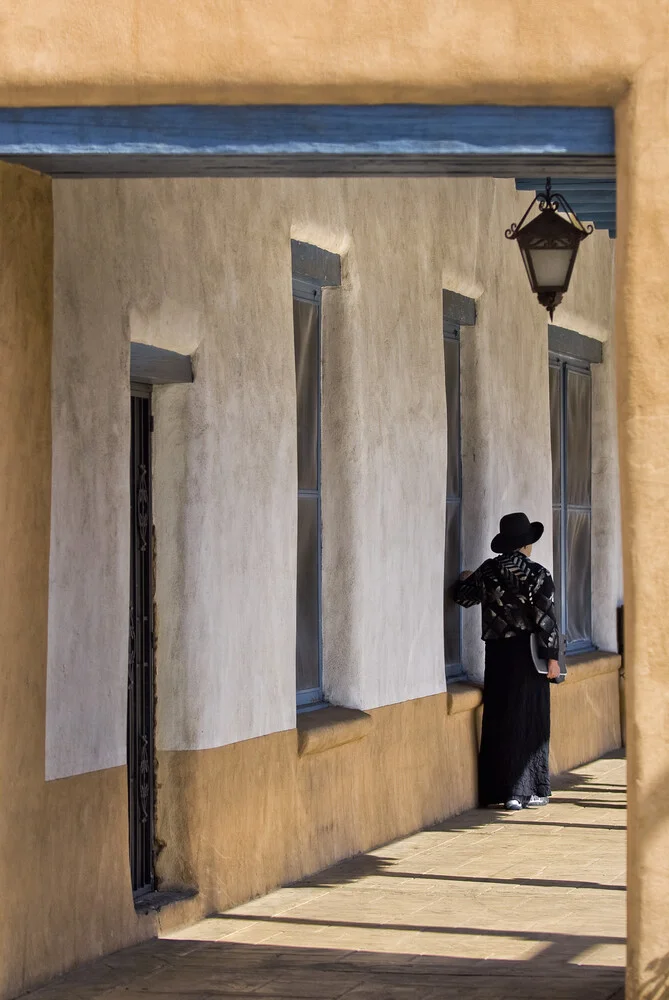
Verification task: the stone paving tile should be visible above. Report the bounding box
[22,753,626,1000]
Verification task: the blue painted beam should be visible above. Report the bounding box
[515,188,615,202]
[563,194,616,205]
[554,202,616,215]
[514,197,616,216]
[0,105,615,178]
[566,204,616,217]
[0,105,615,156]
[515,178,615,190]
[515,176,616,238]
[544,188,616,199]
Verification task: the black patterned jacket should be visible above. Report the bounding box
[453,551,560,658]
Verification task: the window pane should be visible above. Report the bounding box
[296,496,320,693]
[549,365,561,505]
[552,507,562,633]
[566,368,592,507]
[294,298,319,491]
[566,509,592,645]
[444,336,461,500]
[444,500,461,670]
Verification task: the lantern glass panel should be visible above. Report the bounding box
[527,247,574,290]
[519,248,536,288]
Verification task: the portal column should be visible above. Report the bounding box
[617,60,669,1000]
[0,162,53,996]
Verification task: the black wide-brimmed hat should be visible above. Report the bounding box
[491,512,544,554]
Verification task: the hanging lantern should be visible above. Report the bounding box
[506,178,592,319]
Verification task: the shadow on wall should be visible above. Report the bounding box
[642,955,669,1000]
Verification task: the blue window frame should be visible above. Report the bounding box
[443,321,464,679]
[549,353,595,653]
[293,278,323,706]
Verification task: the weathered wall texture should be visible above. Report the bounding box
[0,165,144,1000]
[0,0,666,106]
[49,176,618,771]
[549,654,622,774]
[2,4,669,997]
[0,173,617,999]
[0,165,155,1000]
[156,661,621,918]
[46,190,129,778]
[0,162,52,996]
[155,695,480,912]
[616,63,669,1000]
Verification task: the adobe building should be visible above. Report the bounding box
[0,6,666,1000]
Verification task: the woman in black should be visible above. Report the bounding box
[454,512,560,811]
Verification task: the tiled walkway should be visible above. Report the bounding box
[25,752,626,1000]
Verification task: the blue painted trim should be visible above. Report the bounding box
[296,688,325,709]
[563,198,617,210]
[0,105,614,156]
[296,699,330,714]
[515,176,616,238]
[293,278,324,706]
[516,178,615,191]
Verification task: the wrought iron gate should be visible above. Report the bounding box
[128,388,155,896]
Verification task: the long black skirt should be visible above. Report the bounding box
[478,635,551,807]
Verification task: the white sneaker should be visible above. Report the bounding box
[505,799,523,811]
[528,795,549,807]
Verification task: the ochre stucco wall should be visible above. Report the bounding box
[0,0,666,106]
[0,162,52,995]
[616,63,669,1000]
[155,665,621,920]
[155,697,479,914]
[0,165,146,997]
[0,164,157,1000]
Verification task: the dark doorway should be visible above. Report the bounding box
[128,386,155,896]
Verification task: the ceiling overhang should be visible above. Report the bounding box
[0,105,615,179]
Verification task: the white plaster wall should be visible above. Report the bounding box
[46,186,129,779]
[47,175,618,770]
[459,188,619,682]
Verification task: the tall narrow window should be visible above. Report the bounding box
[127,343,192,899]
[294,280,323,706]
[443,320,463,678]
[128,385,155,896]
[550,353,593,651]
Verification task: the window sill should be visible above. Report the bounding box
[447,681,483,715]
[297,700,329,715]
[134,887,198,915]
[297,705,373,757]
[561,650,622,685]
